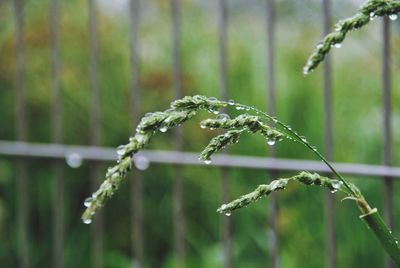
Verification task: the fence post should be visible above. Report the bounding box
[171,0,186,267]
[129,0,144,267]
[13,0,29,267]
[322,1,336,267]
[49,0,64,267]
[266,0,280,267]
[217,1,232,268]
[87,0,103,267]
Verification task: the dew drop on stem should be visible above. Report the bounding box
[267,139,275,146]
[117,145,125,156]
[370,12,375,20]
[84,197,93,208]
[334,43,342,48]
[389,14,398,21]
[83,218,92,224]
[160,126,168,132]
[136,135,145,143]
[331,181,343,193]
[204,159,211,165]
[217,113,230,120]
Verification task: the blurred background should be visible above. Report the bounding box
[0,0,400,267]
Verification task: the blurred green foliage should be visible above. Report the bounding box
[0,0,399,267]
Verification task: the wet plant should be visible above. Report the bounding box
[81,95,400,265]
[81,0,400,264]
[304,0,400,74]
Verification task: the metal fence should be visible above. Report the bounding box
[0,0,397,268]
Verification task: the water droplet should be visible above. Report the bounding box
[160,126,168,132]
[212,110,220,115]
[134,155,150,170]
[334,43,342,48]
[204,160,211,165]
[83,218,92,224]
[390,14,398,21]
[225,212,231,216]
[200,123,206,129]
[84,197,93,207]
[136,135,145,143]
[235,106,242,110]
[316,42,323,49]
[117,145,125,156]
[217,113,230,120]
[106,167,115,176]
[267,139,275,146]
[65,152,83,168]
[331,181,343,193]
[101,182,111,191]
[269,180,287,191]
[370,12,375,20]
[228,99,235,105]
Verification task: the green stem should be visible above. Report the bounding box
[357,199,400,266]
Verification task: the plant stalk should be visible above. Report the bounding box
[357,198,400,266]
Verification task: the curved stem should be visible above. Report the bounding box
[234,103,357,196]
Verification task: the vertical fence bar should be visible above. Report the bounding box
[171,0,185,266]
[88,0,103,267]
[49,0,64,267]
[217,1,231,267]
[382,16,393,268]
[322,1,336,268]
[13,0,29,267]
[128,0,144,267]
[266,0,279,267]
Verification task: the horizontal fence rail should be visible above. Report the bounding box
[1,141,400,178]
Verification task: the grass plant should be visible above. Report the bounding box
[82,0,400,265]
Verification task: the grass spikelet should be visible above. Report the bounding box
[217,172,343,215]
[304,0,400,74]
